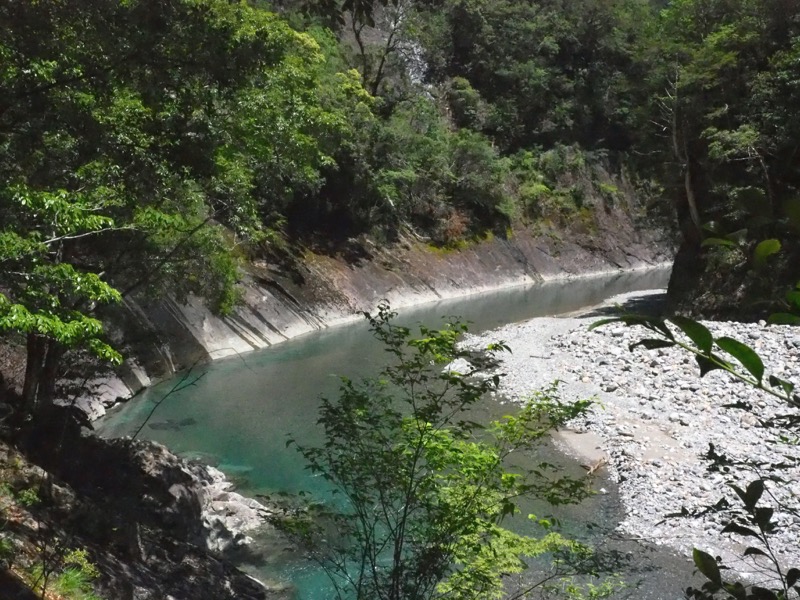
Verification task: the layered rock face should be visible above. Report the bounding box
[90,222,672,416]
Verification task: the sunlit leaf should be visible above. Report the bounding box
[753,239,781,268]
[671,316,713,353]
[715,336,764,383]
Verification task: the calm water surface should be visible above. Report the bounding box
[100,268,698,598]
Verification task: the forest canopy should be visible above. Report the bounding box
[1,0,799,414]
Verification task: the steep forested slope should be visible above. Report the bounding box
[0,0,796,445]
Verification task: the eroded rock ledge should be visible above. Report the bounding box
[14,415,285,600]
[82,223,673,418]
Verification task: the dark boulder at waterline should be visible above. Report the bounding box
[14,413,283,599]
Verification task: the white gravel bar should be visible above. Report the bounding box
[463,289,800,582]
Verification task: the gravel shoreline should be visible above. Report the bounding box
[464,289,800,582]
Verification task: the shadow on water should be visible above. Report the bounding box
[99,267,701,598]
[576,291,669,320]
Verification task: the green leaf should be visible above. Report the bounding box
[749,587,779,600]
[588,318,622,331]
[731,480,764,510]
[785,291,800,311]
[783,197,800,232]
[721,523,759,538]
[722,581,748,600]
[695,353,731,377]
[754,507,774,530]
[786,568,800,588]
[714,336,764,383]
[629,339,676,351]
[692,548,721,585]
[768,375,795,396]
[590,314,675,341]
[743,547,768,557]
[726,229,749,244]
[753,239,781,268]
[768,312,800,325]
[671,316,713,353]
[701,237,736,248]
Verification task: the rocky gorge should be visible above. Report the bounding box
[464,289,800,584]
[0,220,673,599]
[79,217,673,421]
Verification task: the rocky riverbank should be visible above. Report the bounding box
[10,420,287,600]
[464,289,800,581]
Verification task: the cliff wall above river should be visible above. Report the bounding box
[92,210,673,415]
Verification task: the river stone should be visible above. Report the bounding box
[462,296,800,576]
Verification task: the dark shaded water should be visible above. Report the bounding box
[100,268,698,598]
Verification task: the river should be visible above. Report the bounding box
[100,267,699,599]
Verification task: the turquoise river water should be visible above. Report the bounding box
[100,268,700,599]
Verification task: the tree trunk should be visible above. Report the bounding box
[22,334,46,414]
[681,157,703,248]
[667,68,703,248]
[36,342,65,413]
[21,335,65,415]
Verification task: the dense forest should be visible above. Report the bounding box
[0,0,799,598]
[2,0,799,413]
[2,0,799,416]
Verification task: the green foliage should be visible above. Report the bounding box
[0,187,123,370]
[280,303,602,600]
[446,77,487,130]
[635,0,800,261]
[543,576,624,600]
[591,314,795,394]
[0,482,18,569]
[53,568,102,600]
[769,282,800,326]
[0,0,376,412]
[0,535,14,567]
[16,488,39,508]
[29,547,101,600]
[753,239,782,269]
[277,0,664,244]
[63,548,100,582]
[369,96,514,242]
[415,0,655,152]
